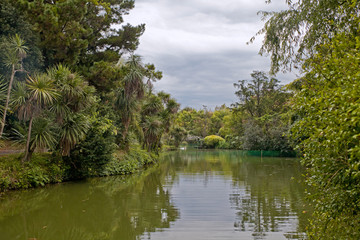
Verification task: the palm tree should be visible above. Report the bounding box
[12,74,57,162]
[113,55,146,149]
[59,113,90,156]
[114,87,139,148]
[123,54,145,99]
[11,117,57,154]
[157,92,180,134]
[140,94,164,152]
[141,115,163,152]
[0,80,8,121]
[48,65,94,156]
[0,34,28,138]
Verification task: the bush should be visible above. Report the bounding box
[65,116,116,178]
[203,135,225,149]
[0,153,67,192]
[100,147,157,176]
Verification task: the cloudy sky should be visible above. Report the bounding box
[124,0,298,109]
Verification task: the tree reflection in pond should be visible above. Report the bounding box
[0,149,310,240]
[158,150,310,240]
[0,165,179,240]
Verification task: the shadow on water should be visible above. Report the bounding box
[0,149,310,240]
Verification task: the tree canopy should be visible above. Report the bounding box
[253,0,360,73]
[11,0,144,67]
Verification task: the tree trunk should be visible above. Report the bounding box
[0,64,15,138]
[23,115,34,162]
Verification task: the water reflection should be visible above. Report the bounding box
[0,149,309,240]
[0,166,179,240]
[156,150,309,240]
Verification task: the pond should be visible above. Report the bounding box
[0,149,310,240]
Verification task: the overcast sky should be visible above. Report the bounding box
[124,0,298,110]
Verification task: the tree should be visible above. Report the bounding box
[290,31,360,238]
[0,0,43,75]
[11,74,57,162]
[233,71,288,118]
[13,0,144,67]
[48,65,95,156]
[232,71,292,151]
[144,63,163,92]
[252,0,360,73]
[209,105,230,135]
[169,126,187,148]
[113,55,146,148]
[140,92,179,152]
[0,34,28,138]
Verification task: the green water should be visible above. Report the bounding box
[0,149,310,240]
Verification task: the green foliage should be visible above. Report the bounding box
[241,115,292,152]
[175,107,214,137]
[290,30,360,238]
[0,1,177,188]
[230,71,292,151]
[65,115,116,178]
[209,105,230,135]
[253,0,360,73]
[169,126,188,148]
[203,135,225,149]
[86,61,124,94]
[233,71,289,118]
[0,0,43,74]
[100,147,157,176]
[0,153,66,192]
[13,0,143,66]
[140,92,180,153]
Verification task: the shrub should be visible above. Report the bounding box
[65,116,116,178]
[203,135,225,149]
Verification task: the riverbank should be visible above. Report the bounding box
[0,147,157,194]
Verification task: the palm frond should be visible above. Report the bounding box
[27,74,58,106]
[30,118,57,151]
[59,113,90,156]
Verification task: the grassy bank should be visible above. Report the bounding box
[0,148,157,193]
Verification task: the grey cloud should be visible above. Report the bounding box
[124,0,297,109]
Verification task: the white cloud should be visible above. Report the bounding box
[123,0,296,109]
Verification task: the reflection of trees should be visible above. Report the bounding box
[229,157,308,237]
[0,165,179,240]
[162,150,310,239]
[0,150,310,240]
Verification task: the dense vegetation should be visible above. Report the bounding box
[258,0,360,238]
[1,0,360,238]
[0,0,179,191]
[175,71,293,152]
[173,0,360,237]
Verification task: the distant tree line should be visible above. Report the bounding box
[175,70,292,152]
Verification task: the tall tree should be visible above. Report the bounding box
[113,55,146,148]
[14,0,144,67]
[0,35,28,138]
[233,71,288,118]
[48,65,94,156]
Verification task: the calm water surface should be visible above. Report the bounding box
[0,149,310,240]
